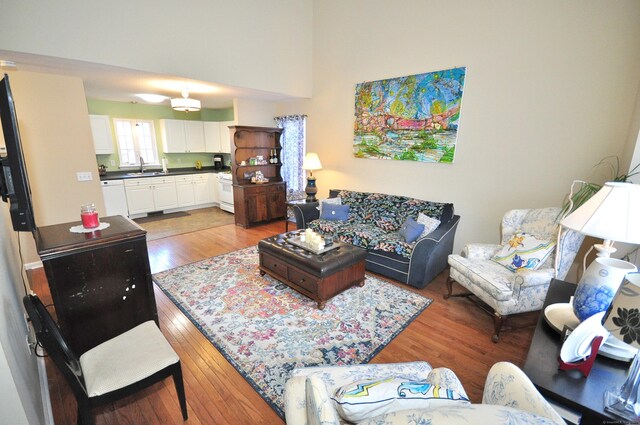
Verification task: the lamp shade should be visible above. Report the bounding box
[560,182,640,244]
[170,97,201,112]
[302,152,322,171]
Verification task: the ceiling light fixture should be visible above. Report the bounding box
[170,89,201,112]
[136,93,167,103]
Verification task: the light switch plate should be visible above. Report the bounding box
[76,171,93,181]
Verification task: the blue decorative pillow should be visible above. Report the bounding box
[321,204,350,221]
[398,217,425,243]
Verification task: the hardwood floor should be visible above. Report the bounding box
[30,220,538,424]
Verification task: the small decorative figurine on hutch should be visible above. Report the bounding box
[229,126,287,227]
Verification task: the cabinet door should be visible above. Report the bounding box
[160,119,187,153]
[153,181,178,210]
[193,175,211,204]
[267,185,287,220]
[175,175,195,207]
[219,121,233,154]
[246,190,268,223]
[89,115,114,154]
[203,122,221,153]
[185,121,206,152]
[125,181,155,214]
[209,173,220,203]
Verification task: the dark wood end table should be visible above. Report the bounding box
[523,278,629,424]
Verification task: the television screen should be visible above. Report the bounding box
[0,73,36,232]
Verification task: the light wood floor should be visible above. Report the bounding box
[30,220,538,425]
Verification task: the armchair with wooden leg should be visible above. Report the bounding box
[23,293,188,425]
[445,207,584,342]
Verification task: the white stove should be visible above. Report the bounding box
[218,172,234,213]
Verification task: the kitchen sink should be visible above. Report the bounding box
[126,171,165,177]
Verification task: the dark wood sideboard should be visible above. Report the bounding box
[34,215,158,355]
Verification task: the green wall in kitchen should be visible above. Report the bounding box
[87,99,234,170]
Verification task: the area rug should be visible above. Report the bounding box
[152,247,432,417]
[134,207,235,240]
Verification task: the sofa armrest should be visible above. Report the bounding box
[292,201,320,229]
[407,215,460,288]
[284,375,309,425]
[462,243,502,260]
[482,362,565,424]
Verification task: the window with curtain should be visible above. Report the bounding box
[274,115,307,200]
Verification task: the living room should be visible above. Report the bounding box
[1,1,640,424]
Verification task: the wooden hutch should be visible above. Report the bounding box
[229,126,286,227]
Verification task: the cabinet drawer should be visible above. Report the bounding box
[244,185,267,195]
[175,175,193,183]
[260,253,288,279]
[287,268,317,293]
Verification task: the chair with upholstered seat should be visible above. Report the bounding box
[23,293,188,425]
[445,207,584,342]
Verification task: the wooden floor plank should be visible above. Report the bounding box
[29,219,536,424]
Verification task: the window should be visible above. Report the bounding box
[113,119,159,167]
[275,115,307,199]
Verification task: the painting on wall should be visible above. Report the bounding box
[353,67,466,163]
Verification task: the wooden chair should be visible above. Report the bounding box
[23,293,188,425]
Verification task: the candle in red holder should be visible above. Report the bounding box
[80,204,99,228]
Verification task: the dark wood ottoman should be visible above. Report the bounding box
[258,232,367,309]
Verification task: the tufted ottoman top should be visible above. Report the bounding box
[258,232,367,277]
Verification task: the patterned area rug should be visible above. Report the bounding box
[152,247,432,417]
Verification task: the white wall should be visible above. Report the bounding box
[0,205,44,425]
[0,0,313,98]
[234,98,279,127]
[294,0,640,254]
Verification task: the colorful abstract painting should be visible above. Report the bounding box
[353,67,466,163]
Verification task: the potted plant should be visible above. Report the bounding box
[560,156,640,218]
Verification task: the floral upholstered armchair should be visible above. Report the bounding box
[284,361,564,424]
[446,207,584,342]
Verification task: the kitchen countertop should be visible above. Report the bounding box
[100,166,231,181]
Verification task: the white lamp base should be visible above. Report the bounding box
[594,243,617,257]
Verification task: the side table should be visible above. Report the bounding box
[523,278,628,424]
[285,199,309,231]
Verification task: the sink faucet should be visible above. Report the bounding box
[139,156,145,173]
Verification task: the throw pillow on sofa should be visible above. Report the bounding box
[398,217,425,243]
[491,232,556,272]
[417,213,441,238]
[318,197,342,215]
[331,377,469,422]
[321,204,350,221]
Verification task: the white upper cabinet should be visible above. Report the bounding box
[89,115,114,154]
[219,121,234,154]
[160,119,206,153]
[203,121,221,153]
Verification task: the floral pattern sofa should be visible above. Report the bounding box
[291,189,460,288]
[284,361,565,425]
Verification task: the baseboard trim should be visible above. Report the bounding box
[37,355,54,425]
[24,261,43,270]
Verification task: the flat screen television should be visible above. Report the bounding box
[0,73,36,232]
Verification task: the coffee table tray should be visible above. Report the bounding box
[286,236,340,255]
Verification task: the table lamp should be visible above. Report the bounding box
[603,272,640,421]
[560,182,640,321]
[302,152,322,202]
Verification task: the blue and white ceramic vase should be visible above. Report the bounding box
[573,257,638,322]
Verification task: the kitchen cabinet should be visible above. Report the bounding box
[219,120,233,154]
[160,119,206,153]
[203,121,221,153]
[89,114,114,154]
[209,173,220,204]
[34,216,158,355]
[175,173,211,207]
[124,176,177,215]
[193,174,210,204]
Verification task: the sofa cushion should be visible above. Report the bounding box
[448,255,514,301]
[331,377,469,423]
[399,217,425,243]
[319,197,342,215]
[308,221,417,258]
[321,204,350,221]
[491,233,556,272]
